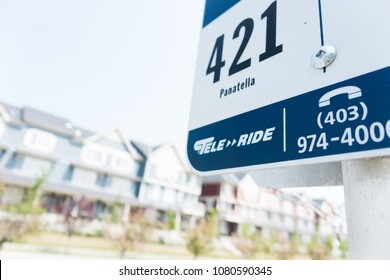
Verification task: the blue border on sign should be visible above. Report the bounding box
[203,0,241,28]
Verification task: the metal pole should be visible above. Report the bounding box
[342,157,390,259]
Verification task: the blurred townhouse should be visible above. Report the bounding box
[0,102,204,226]
[132,142,205,229]
[200,174,337,244]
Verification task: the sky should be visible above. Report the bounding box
[0,0,204,151]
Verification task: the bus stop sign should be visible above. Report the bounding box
[187,0,390,175]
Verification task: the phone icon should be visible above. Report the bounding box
[319,86,362,107]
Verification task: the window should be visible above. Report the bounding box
[183,193,196,205]
[186,175,201,192]
[222,183,235,197]
[96,174,109,188]
[6,154,51,177]
[111,155,134,172]
[135,161,145,177]
[87,150,103,162]
[129,181,140,197]
[218,202,227,212]
[72,168,98,186]
[63,166,74,181]
[23,128,57,153]
[81,145,107,166]
[219,201,233,212]
[5,153,24,170]
[162,188,176,204]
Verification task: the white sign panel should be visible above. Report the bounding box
[187,0,390,175]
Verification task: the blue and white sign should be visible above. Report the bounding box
[188,0,390,174]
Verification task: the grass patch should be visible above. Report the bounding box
[16,232,238,259]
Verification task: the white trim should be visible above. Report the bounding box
[143,177,201,195]
[83,128,143,161]
[151,143,192,172]
[71,160,141,181]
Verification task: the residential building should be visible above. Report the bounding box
[293,195,316,243]
[279,193,297,239]
[0,102,204,227]
[201,173,320,243]
[0,102,144,219]
[134,142,205,229]
[201,174,284,236]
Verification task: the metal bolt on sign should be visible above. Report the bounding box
[312,45,337,68]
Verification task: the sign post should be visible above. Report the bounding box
[342,158,390,259]
[188,0,390,258]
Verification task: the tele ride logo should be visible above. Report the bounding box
[194,127,276,155]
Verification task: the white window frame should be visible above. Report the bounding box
[81,145,107,166]
[110,155,134,172]
[222,183,235,197]
[23,128,57,153]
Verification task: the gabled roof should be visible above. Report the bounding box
[130,140,155,159]
[149,142,194,172]
[84,128,143,161]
